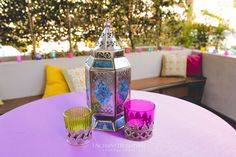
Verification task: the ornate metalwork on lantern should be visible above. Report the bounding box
[124,122,154,141]
[85,21,131,132]
[66,127,92,145]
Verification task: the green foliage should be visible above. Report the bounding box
[201,10,230,50]
[192,23,210,48]
[0,0,29,51]
[0,0,230,53]
[173,20,193,47]
[171,3,194,48]
[106,0,147,48]
[210,24,229,50]
[151,0,188,48]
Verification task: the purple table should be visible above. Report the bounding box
[0,91,235,157]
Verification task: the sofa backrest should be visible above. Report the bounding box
[202,53,236,120]
[0,57,87,100]
[1,51,176,100]
[2,50,236,121]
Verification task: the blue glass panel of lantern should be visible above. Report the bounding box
[95,80,112,106]
[95,121,113,131]
[93,60,113,68]
[117,105,123,114]
[118,80,129,103]
[115,116,125,129]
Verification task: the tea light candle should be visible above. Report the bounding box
[16,55,22,62]
[68,52,73,58]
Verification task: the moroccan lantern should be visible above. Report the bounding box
[85,21,131,131]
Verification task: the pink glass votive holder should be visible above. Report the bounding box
[124,99,155,141]
[224,51,229,56]
[16,55,22,62]
[168,46,173,51]
[68,52,73,58]
[125,48,131,53]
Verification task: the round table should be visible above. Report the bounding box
[0,91,235,157]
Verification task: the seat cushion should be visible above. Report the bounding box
[0,95,42,115]
[43,65,69,98]
[131,76,186,91]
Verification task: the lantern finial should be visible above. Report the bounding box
[94,21,121,51]
[105,19,110,27]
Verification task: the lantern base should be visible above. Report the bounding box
[92,115,124,132]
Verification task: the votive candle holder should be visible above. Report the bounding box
[138,48,143,53]
[50,52,56,59]
[35,54,42,60]
[124,99,155,141]
[16,55,22,62]
[63,107,92,145]
[125,48,131,54]
[168,46,173,51]
[148,47,154,53]
[68,52,73,58]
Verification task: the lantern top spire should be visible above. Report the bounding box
[94,20,121,51]
[104,20,110,28]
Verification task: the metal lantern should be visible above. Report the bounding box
[85,21,131,132]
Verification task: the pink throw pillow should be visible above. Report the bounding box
[187,53,202,76]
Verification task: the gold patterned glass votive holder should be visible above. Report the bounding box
[63,107,92,145]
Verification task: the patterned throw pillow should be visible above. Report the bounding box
[161,53,187,77]
[62,66,86,92]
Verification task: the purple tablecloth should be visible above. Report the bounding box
[0,91,235,157]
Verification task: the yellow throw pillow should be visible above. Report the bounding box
[62,66,86,92]
[161,54,187,77]
[0,99,3,105]
[43,65,70,98]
